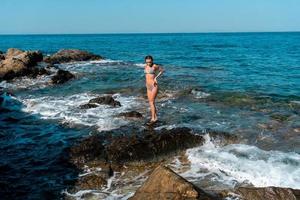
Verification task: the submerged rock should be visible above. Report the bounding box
[44,49,103,64]
[129,165,216,200]
[51,69,75,84]
[117,111,143,119]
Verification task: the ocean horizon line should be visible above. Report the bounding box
[0,30,300,36]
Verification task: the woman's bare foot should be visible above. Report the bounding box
[150,118,158,122]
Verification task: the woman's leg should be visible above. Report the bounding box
[147,88,156,121]
[148,85,158,121]
[152,85,158,120]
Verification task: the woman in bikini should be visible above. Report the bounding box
[144,55,164,124]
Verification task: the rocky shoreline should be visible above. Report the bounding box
[0,48,102,83]
[65,123,300,200]
[1,48,299,200]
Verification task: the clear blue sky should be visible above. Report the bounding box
[1,0,300,34]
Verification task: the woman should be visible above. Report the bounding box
[144,55,164,124]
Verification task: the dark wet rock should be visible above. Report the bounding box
[51,69,75,84]
[69,135,106,165]
[3,117,20,123]
[129,165,216,200]
[0,91,13,112]
[0,48,43,80]
[219,186,300,200]
[69,127,204,166]
[79,95,121,109]
[106,127,204,164]
[270,113,291,122]
[44,49,103,64]
[206,128,239,145]
[89,95,121,107]
[0,54,4,61]
[28,67,51,78]
[79,103,98,109]
[75,174,107,190]
[117,111,143,118]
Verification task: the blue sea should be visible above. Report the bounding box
[0,32,300,199]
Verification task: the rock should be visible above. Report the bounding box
[5,48,24,58]
[129,165,215,200]
[106,127,204,164]
[88,96,121,107]
[44,49,102,64]
[0,48,43,80]
[69,135,106,165]
[220,186,300,200]
[75,174,107,190]
[118,111,143,119]
[270,113,291,122]
[79,103,98,109]
[0,54,4,61]
[79,96,121,109]
[51,69,75,84]
[27,67,51,78]
[69,127,204,166]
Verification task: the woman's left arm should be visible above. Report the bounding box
[154,64,165,81]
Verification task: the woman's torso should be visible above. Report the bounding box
[144,64,156,84]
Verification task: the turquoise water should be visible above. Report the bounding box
[0,32,300,199]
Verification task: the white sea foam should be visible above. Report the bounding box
[180,134,300,189]
[191,89,211,99]
[134,63,145,68]
[0,74,53,90]
[20,93,141,131]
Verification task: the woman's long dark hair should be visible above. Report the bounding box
[145,55,153,61]
[145,55,154,67]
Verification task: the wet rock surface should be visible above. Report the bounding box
[79,95,121,109]
[51,69,75,84]
[117,111,143,119]
[74,174,107,191]
[69,127,204,166]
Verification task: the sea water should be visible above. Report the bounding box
[0,32,299,199]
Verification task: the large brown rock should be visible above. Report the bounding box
[129,165,215,200]
[0,48,43,80]
[5,48,24,58]
[229,186,299,200]
[44,49,102,64]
